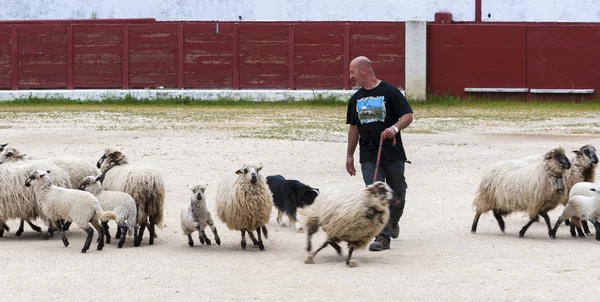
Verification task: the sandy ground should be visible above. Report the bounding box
[1,108,600,301]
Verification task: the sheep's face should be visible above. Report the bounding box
[0,147,26,164]
[236,164,262,184]
[574,145,598,165]
[78,175,102,191]
[545,148,571,174]
[188,184,207,201]
[25,170,50,187]
[364,181,393,224]
[97,149,126,168]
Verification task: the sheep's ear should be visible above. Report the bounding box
[95,174,105,184]
[186,184,193,191]
[257,165,262,172]
[573,150,582,155]
[235,169,242,175]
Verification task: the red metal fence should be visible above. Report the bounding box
[0,19,405,90]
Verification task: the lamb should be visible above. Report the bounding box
[300,181,393,267]
[180,184,221,247]
[215,163,272,251]
[25,170,116,253]
[550,185,600,240]
[471,147,572,238]
[96,149,165,246]
[78,174,138,248]
[0,160,72,238]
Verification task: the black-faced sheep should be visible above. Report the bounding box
[96,149,165,246]
[180,184,221,247]
[0,160,72,238]
[471,147,572,238]
[215,164,272,251]
[25,170,116,253]
[550,185,600,240]
[300,181,393,267]
[266,174,319,231]
[78,175,138,248]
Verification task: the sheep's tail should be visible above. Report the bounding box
[99,211,117,222]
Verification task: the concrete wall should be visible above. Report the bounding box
[0,0,474,21]
[482,0,600,22]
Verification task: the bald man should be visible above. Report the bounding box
[345,56,413,251]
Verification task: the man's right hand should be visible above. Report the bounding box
[346,156,356,176]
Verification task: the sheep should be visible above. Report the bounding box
[215,163,272,251]
[471,147,572,238]
[78,174,138,248]
[180,184,221,247]
[96,149,165,246]
[550,185,600,240]
[0,146,100,234]
[0,160,72,238]
[300,181,393,267]
[25,170,116,253]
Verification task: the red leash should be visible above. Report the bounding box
[373,135,385,183]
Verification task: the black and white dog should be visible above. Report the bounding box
[266,174,320,231]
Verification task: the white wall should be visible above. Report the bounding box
[482,0,600,22]
[0,0,475,21]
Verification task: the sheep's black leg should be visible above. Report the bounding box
[329,241,343,255]
[136,222,146,247]
[247,230,259,247]
[208,220,220,245]
[493,211,506,233]
[82,226,94,253]
[115,226,121,239]
[570,224,577,237]
[261,225,269,239]
[15,219,25,236]
[345,246,356,267]
[306,221,319,252]
[62,220,71,231]
[576,225,586,238]
[101,221,111,244]
[591,219,600,241]
[550,217,565,239]
[241,230,247,250]
[133,227,139,247]
[55,221,69,248]
[539,212,553,238]
[148,222,156,245]
[91,221,105,251]
[1,222,9,232]
[44,223,55,240]
[564,219,571,226]
[118,224,128,248]
[519,216,539,238]
[256,227,265,251]
[201,230,211,246]
[310,240,330,258]
[471,213,481,234]
[196,225,206,245]
[582,220,592,236]
[187,234,194,247]
[26,220,42,233]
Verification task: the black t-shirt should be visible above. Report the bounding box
[346,81,413,164]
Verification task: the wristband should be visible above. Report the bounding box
[391,125,398,133]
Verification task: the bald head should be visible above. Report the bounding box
[350,56,373,70]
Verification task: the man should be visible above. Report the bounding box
[345,56,413,251]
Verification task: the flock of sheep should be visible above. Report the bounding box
[2,141,599,267]
[0,143,394,267]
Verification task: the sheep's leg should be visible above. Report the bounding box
[133,227,139,247]
[15,219,25,236]
[255,227,265,251]
[306,220,319,252]
[518,216,539,238]
[148,218,156,245]
[62,220,71,231]
[208,219,221,246]
[492,210,505,233]
[195,224,206,245]
[136,222,146,247]
[82,226,94,253]
[564,219,571,226]
[261,225,268,239]
[346,246,357,267]
[101,221,111,244]
[200,229,211,246]
[247,230,259,247]
[115,226,121,240]
[329,241,343,256]
[310,240,330,258]
[117,224,128,248]
[0,221,7,237]
[240,229,247,250]
[581,220,592,236]
[539,212,553,238]
[91,220,105,251]
[550,217,566,239]
[470,213,481,234]
[44,220,55,240]
[592,219,600,241]
[26,220,42,233]
[571,218,585,238]
[187,234,194,247]
[569,224,577,237]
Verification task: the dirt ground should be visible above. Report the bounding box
[1,107,600,301]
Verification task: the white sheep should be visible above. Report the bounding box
[25,170,116,253]
[96,149,165,246]
[180,184,221,247]
[0,160,72,238]
[550,185,600,240]
[471,147,572,238]
[215,163,272,251]
[78,175,138,248]
[300,181,393,267]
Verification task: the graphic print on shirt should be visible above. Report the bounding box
[356,96,386,124]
